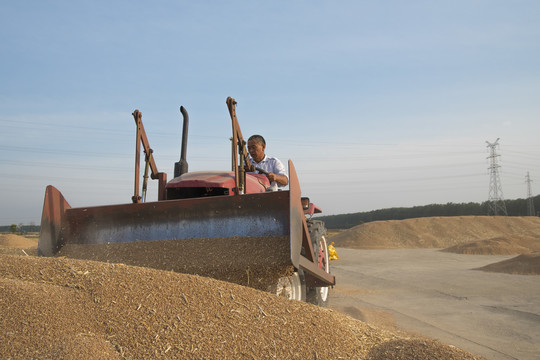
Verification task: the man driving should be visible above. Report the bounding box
[247,135,288,191]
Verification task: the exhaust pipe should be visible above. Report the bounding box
[174,106,189,178]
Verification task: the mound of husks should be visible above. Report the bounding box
[0,253,485,360]
[476,252,540,275]
[330,216,540,252]
[441,236,535,255]
[0,233,38,256]
[330,216,540,275]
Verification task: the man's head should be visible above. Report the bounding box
[248,135,266,163]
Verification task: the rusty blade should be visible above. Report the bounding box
[62,191,290,244]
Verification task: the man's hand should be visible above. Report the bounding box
[267,172,289,186]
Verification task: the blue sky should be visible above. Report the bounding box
[1,1,539,225]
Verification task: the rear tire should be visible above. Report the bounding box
[306,220,330,307]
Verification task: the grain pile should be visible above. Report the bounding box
[330,216,540,251]
[0,234,37,249]
[476,252,540,275]
[0,233,38,257]
[58,235,293,292]
[0,252,486,360]
[330,216,540,275]
[441,236,537,255]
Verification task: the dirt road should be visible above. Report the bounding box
[328,248,540,360]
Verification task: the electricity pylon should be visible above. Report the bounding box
[526,172,535,216]
[486,138,507,216]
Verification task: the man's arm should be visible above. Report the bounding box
[269,158,289,186]
[267,172,288,186]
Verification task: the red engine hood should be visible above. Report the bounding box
[166,171,270,194]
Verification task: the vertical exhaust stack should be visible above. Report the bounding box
[174,106,189,178]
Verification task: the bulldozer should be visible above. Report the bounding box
[38,97,335,306]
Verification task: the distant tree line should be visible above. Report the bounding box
[317,195,540,229]
[0,224,40,234]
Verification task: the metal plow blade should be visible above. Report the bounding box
[39,186,296,291]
